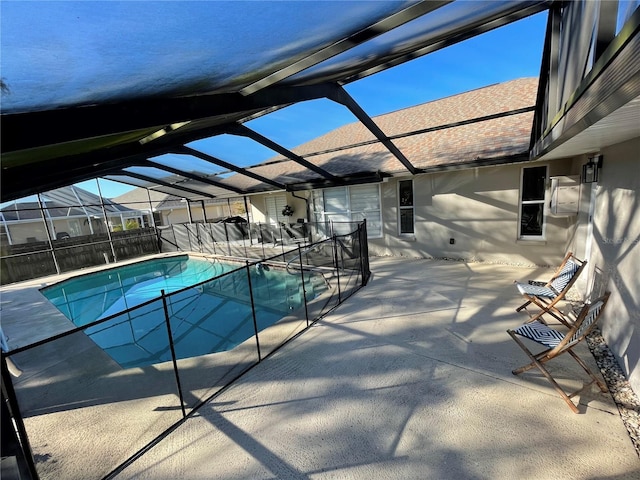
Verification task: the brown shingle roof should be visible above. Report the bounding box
[226,77,538,192]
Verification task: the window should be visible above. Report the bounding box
[312,185,382,238]
[398,180,414,234]
[265,195,288,224]
[519,166,547,238]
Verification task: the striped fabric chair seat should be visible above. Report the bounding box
[514,252,586,327]
[515,283,557,298]
[507,292,610,413]
[549,260,579,293]
[512,321,565,348]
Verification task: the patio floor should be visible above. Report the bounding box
[104,256,638,479]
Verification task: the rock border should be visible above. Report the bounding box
[586,327,640,457]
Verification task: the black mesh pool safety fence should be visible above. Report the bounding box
[1,222,370,480]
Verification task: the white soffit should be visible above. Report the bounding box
[539,95,640,160]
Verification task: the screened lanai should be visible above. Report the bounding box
[1,1,556,203]
[2,2,640,480]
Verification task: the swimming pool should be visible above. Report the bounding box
[41,255,326,368]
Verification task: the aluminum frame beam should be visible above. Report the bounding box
[117,170,216,199]
[175,146,286,190]
[327,85,418,175]
[143,159,246,195]
[240,1,452,95]
[1,84,338,154]
[227,124,340,181]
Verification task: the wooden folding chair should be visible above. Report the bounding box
[514,251,586,327]
[507,292,610,413]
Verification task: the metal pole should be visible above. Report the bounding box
[146,188,157,228]
[96,179,118,263]
[171,224,177,251]
[36,193,61,275]
[1,210,13,245]
[160,290,186,418]
[359,223,365,285]
[196,222,202,253]
[279,223,285,255]
[245,263,262,361]
[146,188,161,254]
[186,199,194,224]
[72,185,95,235]
[186,224,194,252]
[200,200,207,223]
[333,234,341,303]
[298,245,309,327]
[2,354,40,480]
[243,196,253,246]
[224,222,231,256]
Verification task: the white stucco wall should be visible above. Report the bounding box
[159,203,232,225]
[586,137,640,392]
[369,160,578,267]
[249,192,308,225]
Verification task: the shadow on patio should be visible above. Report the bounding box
[110,257,639,480]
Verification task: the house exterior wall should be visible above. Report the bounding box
[159,203,230,225]
[5,217,96,243]
[369,160,578,266]
[249,192,307,225]
[584,137,640,392]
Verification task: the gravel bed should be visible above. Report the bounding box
[586,326,640,457]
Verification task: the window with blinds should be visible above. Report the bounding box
[265,195,288,224]
[312,185,382,238]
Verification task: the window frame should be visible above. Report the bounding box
[518,165,548,240]
[312,185,383,239]
[265,194,288,225]
[397,179,415,236]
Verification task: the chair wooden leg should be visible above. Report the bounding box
[508,330,580,413]
[567,349,608,393]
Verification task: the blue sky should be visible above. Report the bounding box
[77,10,547,199]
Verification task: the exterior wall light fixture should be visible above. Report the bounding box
[582,154,603,183]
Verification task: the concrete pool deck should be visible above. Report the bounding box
[2,256,638,479]
[110,257,639,479]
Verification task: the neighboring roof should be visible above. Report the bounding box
[113,189,241,210]
[112,189,171,209]
[229,77,538,192]
[0,1,552,202]
[155,196,237,210]
[0,185,132,221]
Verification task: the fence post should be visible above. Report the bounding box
[1,355,39,480]
[160,290,187,418]
[245,262,262,361]
[259,223,266,258]
[279,223,285,255]
[333,234,341,303]
[298,245,310,327]
[196,223,203,253]
[358,223,365,286]
[186,224,194,252]
[36,193,61,275]
[242,224,248,258]
[95,181,119,263]
[169,225,175,251]
[224,223,232,256]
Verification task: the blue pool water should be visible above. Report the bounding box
[41,256,325,368]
